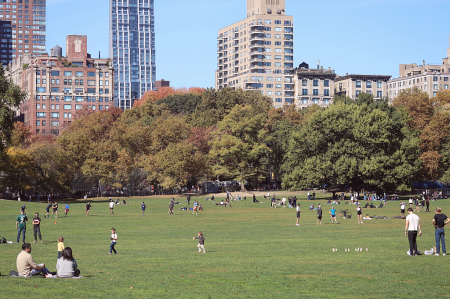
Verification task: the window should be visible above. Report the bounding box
[377,91,382,97]
[36,78,40,84]
[36,104,40,109]
[274,27,281,32]
[51,121,59,127]
[36,112,46,118]
[51,112,59,118]
[324,80,329,87]
[445,77,449,82]
[64,87,72,93]
[445,85,449,90]
[266,76,273,81]
[301,98,308,105]
[313,89,319,95]
[87,88,96,93]
[302,79,307,86]
[75,96,83,102]
[64,105,72,110]
[36,120,40,126]
[274,62,281,67]
[36,87,46,92]
[275,77,282,81]
[324,99,330,105]
[302,89,308,95]
[64,71,72,76]
[266,84,273,88]
[88,72,95,77]
[51,71,59,76]
[274,55,281,60]
[275,91,283,96]
[265,62,271,66]
[87,80,95,86]
[377,81,382,88]
[64,96,72,101]
[313,99,319,104]
[75,105,83,110]
[267,91,273,95]
[356,90,360,96]
[274,48,282,53]
[275,98,282,103]
[51,87,59,92]
[433,76,438,82]
[324,89,329,96]
[356,81,361,88]
[366,81,372,88]
[275,84,282,88]
[75,71,83,77]
[433,84,438,90]
[313,80,318,86]
[275,34,281,39]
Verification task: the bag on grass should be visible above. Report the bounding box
[1,237,6,244]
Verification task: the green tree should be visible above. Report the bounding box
[282,101,420,192]
[155,93,202,115]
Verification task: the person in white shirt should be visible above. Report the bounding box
[109,200,115,215]
[296,204,301,226]
[400,202,406,218]
[109,228,117,254]
[405,208,422,256]
[282,197,286,208]
[408,198,413,208]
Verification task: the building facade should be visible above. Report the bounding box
[8,35,114,136]
[0,0,46,65]
[0,20,12,65]
[335,74,390,100]
[154,78,169,90]
[387,35,450,100]
[295,62,336,109]
[109,0,155,110]
[215,0,294,107]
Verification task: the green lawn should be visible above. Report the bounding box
[0,193,448,298]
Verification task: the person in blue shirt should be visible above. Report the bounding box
[330,207,337,224]
[141,202,146,217]
[64,204,70,217]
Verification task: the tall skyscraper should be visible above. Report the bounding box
[109,0,155,110]
[0,0,46,65]
[216,0,294,107]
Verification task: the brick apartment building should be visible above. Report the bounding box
[8,35,114,135]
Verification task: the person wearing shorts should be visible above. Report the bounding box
[85,202,91,216]
[64,203,69,217]
[356,203,363,224]
[168,199,174,215]
[109,200,115,215]
[45,202,52,218]
[317,204,322,225]
[400,202,406,218]
[141,202,146,217]
[52,202,58,218]
[193,201,198,215]
[296,204,301,226]
[330,207,337,224]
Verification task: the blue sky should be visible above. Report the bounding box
[47,0,450,89]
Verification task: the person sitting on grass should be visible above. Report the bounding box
[56,247,80,278]
[17,243,52,277]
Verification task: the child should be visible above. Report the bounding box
[141,202,146,216]
[58,236,65,258]
[109,228,117,254]
[296,204,301,226]
[64,203,70,217]
[193,201,198,215]
[193,231,205,253]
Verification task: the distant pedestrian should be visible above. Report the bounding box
[187,195,191,206]
[317,204,322,225]
[356,203,363,224]
[432,207,450,256]
[21,204,26,214]
[141,202,146,216]
[32,213,42,243]
[109,199,115,215]
[108,228,117,255]
[85,202,91,216]
[193,231,206,253]
[330,206,337,224]
[64,203,70,217]
[16,209,28,243]
[84,194,87,204]
[57,236,65,258]
[52,202,58,218]
[426,198,430,212]
[193,201,198,215]
[45,202,52,218]
[296,204,301,226]
[168,199,174,215]
[405,208,421,256]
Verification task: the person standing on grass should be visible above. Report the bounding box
[426,198,430,212]
[330,206,337,224]
[32,213,42,243]
[317,204,322,225]
[409,198,413,208]
[21,204,26,214]
[400,202,406,218]
[168,199,174,215]
[84,194,87,204]
[109,228,117,255]
[405,208,422,256]
[109,199,115,215]
[432,207,450,256]
[193,231,206,253]
[52,202,58,218]
[187,195,191,206]
[44,201,52,218]
[85,202,91,216]
[296,204,301,226]
[141,202,146,216]
[16,209,28,243]
[193,201,198,215]
[356,203,363,224]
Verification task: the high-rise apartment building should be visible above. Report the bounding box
[216,0,294,106]
[109,0,155,110]
[0,0,46,65]
[8,35,114,136]
[387,35,450,100]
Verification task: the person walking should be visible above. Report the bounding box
[296,204,301,226]
[405,208,422,256]
[85,202,91,216]
[109,199,115,215]
[330,206,337,224]
[141,202,146,216]
[193,231,206,253]
[356,203,363,224]
[426,197,430,212]
[168,199,174,215]
[400,202,406,218]
[432,207,450,256]
[16,209,28,243]
[108,228,117,255]
[317,204,322,225]
[32,213,42,243]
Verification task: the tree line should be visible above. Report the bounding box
[1,69,450,195]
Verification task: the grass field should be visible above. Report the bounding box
[0,192,449,298]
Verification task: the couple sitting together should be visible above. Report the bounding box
[16,243,81,278]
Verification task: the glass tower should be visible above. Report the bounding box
[109,0,155,110]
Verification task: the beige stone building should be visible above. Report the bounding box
[295,62,336,109]
[215,0,294,108]
[335,74,391,100]
[388,35,450,100]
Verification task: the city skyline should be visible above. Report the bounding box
[45,0,450,90]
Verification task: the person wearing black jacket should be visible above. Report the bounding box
[193,231,206,253]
